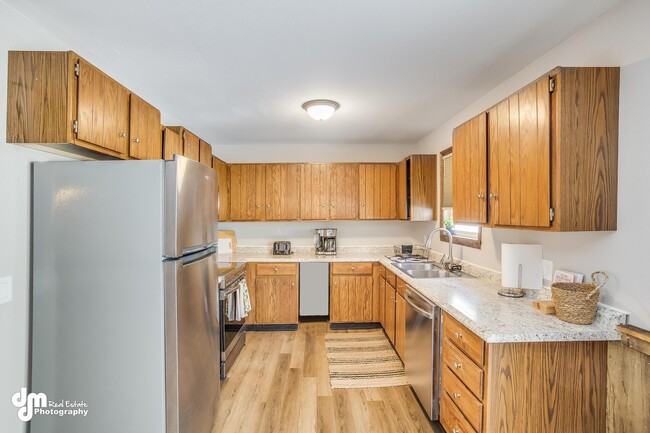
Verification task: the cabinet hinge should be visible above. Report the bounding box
[72,120,78,134]
[549,208,555,222]
[549,78,555,93]
[74,62,80,77]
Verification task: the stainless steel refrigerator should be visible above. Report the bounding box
[30,156,220,433]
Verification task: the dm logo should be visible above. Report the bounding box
[12,387,47,422]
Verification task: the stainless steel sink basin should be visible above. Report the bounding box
[405,269,460,279]
[391,262,439,271]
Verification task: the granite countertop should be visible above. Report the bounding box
[218,247,626,343]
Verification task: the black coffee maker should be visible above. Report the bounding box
[315,228,337,255]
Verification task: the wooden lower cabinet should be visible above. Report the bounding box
[245,263,298,325]
[440,312,607,433]
[394,292,406,360]
[330,262,375,323]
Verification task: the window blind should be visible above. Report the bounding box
[442,153,453,208]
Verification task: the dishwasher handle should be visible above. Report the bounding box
[405,290,434,320]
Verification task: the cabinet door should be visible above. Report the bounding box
[199,140,212,167]
[330,275,374,323]
[128,94,162,160]
[76,58,130,156]
[452,113,487,223]
[379,276,386,330]
[359,164,397,220]
[397,159,408,220]
[300,164,329,220]
[254,275,298,324]
[488,77,551,228]
[162,127,183,161]
[182,130,200,162]
[212,157,230,221]
[385,285,396,343]
[329,164,359,220]
[409,155,438,221]
[230,164,265,221]
[265,164,300,221]
[395,293,406,360]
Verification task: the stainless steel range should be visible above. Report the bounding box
[218,262,247,379]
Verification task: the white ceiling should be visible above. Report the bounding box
[6,0,620,146]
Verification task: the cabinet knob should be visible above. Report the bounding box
[330,204,335,207]
[291,283,295,287]
[489,193,498,199]
[274,268,278,272]
[267,204,271,208]
[361,203,365,207]
[477,194,485,199]
[351,267,356,271]
[455,332,462,339]
[119,132,127,138]
[452,429,460,433]
[321,204,325,207]
[132,138,140,143]
[454,361,462,369]
[453,393,461,399]
[256,205,261,208]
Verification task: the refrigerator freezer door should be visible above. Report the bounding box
[165,156,218,258]
[164,250,220,433]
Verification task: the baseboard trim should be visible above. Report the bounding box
[245,324,299,331]
[329,322,382,330]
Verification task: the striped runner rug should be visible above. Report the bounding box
[324,330,409,388]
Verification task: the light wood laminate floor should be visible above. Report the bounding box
[214,321,442,433]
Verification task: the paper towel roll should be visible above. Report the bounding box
[501,244,543,290]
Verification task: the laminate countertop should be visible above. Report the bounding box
[218,249,626,343]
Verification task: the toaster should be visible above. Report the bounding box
[273,241,292,255]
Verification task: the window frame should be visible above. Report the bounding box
[439,146,482,249]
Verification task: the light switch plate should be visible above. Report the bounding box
[543,260,553,281]
[0,276,12,304]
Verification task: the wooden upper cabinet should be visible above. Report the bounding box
[199,139,212,167]
[229,164,265,221]
[453,113,487,224]
[359,164,397,220]
[212,156,230,222]
[162,127,183,160]
[329,163,359,220]
[265,164,301,220]
[128,94,162,160]
[300,164,330,220]
[488,77,551,228]
[397,155,438,221]
[76,58,131,157]
[182,130,200,162]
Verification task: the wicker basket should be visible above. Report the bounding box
[551,272,608,325]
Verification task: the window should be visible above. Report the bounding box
[439,147,482,249]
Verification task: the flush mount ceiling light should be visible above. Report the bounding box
[302,99,340,121]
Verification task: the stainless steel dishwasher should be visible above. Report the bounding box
[404,286,442,420]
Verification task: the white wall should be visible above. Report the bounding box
[414,0,650,329]
[0,3,71,432]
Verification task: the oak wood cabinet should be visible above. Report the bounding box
[6,51,163,160]
[265,164,301,221]
[229,164,265,221]
[359,164,398,220]
[397,155,438,221]
[329,262,375,323]
[329,164,359,220]
[199,139,212,167]
[212,156,230,222]
[394,291,406,361]
[440,312,607,433]
[452,114,487,224]
[162,127,183,160]
[385,281,396,343]
[128,94,162,160]
[300,163,330,220]
[245,263,298,325]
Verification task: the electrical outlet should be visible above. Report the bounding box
[0,276,12,304]
[542,260,553,282]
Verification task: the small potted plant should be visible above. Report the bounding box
[443,217,455,235]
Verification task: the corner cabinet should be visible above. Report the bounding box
[440,312,607,433]
[397,155,438,221]
[452,67,619,231]
[245,263,299,325]
[7,51,162,160]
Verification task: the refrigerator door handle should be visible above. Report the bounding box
[178,245,217,265]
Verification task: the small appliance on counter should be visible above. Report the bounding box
[315,228,337,255]
[273,241,292,255]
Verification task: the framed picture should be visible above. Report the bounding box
[553,270,585,284]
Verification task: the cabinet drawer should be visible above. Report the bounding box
[331,262,373,275]
[442,365,483,433]
[255,263,298,276]
[440,392,478,433]
[386,269,396,287]
[396,278,407,297]
[443,314,485,366]
[442,338,484,400]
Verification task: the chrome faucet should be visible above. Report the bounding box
[424,228,457,271]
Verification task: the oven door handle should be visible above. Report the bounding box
[220,276,245,299]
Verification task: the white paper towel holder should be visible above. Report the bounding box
[498,263,526,298]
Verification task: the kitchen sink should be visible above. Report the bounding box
[406,269,460,279]
[391,262,439,271]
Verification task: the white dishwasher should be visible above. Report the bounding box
[299,263,329,316]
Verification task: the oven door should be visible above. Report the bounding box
[219,284,246,379]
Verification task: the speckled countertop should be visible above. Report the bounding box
[219,247,626,343]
